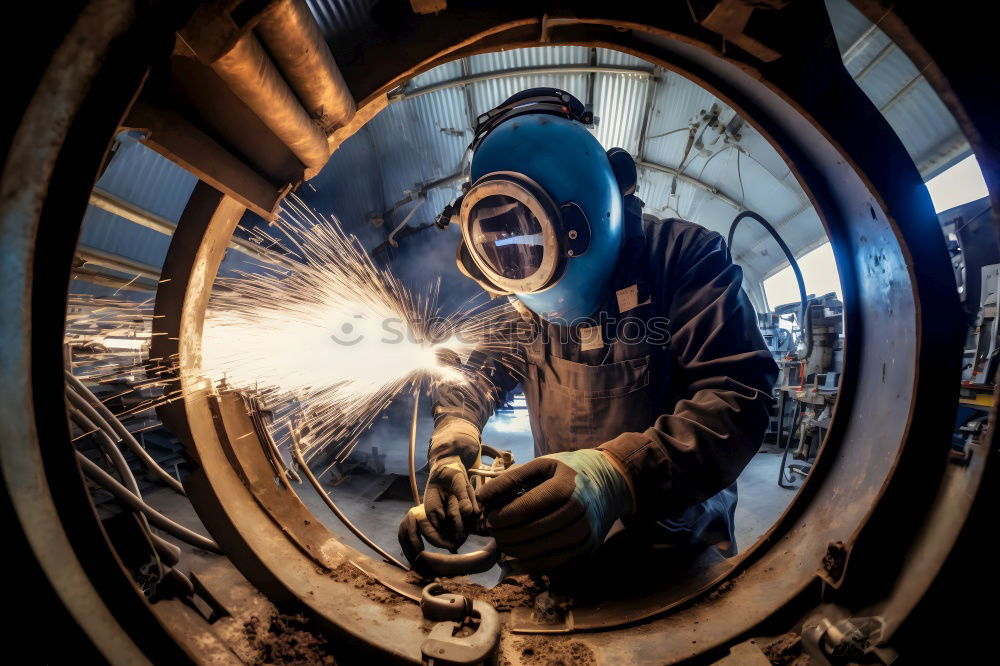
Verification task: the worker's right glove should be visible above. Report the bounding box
[476,449,635,572]
[421,418,482,550]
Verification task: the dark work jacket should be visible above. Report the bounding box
[432,211,778,531]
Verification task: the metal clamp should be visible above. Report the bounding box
[802,615,895,665]
[421,584,501,665]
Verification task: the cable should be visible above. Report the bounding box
[66,370,186,495]
[408,387,421,506]
[289,426,410,571]
[778,400,802,489]
[727,210,811,358]
[76,451,222,554]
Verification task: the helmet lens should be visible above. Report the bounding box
[468,194,546,280]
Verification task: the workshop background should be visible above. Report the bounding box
[16,0,995,663]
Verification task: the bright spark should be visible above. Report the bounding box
[198,195,519,462]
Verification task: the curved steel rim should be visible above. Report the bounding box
[3,4,978,664]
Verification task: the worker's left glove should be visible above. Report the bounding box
[476,449,635,572]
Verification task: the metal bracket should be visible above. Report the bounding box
[802,615,897,665]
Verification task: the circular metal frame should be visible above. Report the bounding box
[2,2,994,663]
[460,171,563,294]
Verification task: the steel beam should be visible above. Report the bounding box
[638,159,743,210]
[390,64,655,101]
[88,188,297,269]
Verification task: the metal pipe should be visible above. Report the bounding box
[408,387,422,505]
[289,430,409,570]
[90,188,175,235]
[391,64,655,101]
[255,0,355,133]
[89,188,297,269]
[66,370,186,495]
[211,32,329,178]
[71,267,156,292]
[76,451,222,553]
[637,159,743,210]
[77,245,160,281]
[880,72,924,114]
[854,41,896,82]
[388,198,427,249]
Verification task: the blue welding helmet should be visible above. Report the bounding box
[454,88,631,324]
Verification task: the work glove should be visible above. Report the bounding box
[399,418,481,558]
[476,449,635,572]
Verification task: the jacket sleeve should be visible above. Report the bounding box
[429,345,526,462]
[599,229,778,520]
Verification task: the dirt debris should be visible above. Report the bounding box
[762,632,810,666]
[704,570,748,602]
[327,562,410,613]
[505,633,596,666]
[241,613,336,665]
[432,574,546,612]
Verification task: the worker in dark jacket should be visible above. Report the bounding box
[399,89,777,573]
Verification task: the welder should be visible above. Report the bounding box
[399,88,778,573]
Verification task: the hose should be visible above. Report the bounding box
[76,451,222,553]
[66,370,186,494]
[289,427,410,571]
[727,210,811,358]
[408,387,422,506]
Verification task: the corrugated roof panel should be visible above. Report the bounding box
[592,72,650,154]
[597,48,653,69]
[97,135,198,222]
[841,30,895,78]
[466,46,590,74]
[883,80,960,161]
[642,70,728,164]
[825,0,968,177]
[406,59,463,89]
[293,124,387,250]
[468,74,590,117]
[76,133,197,279]
[367,88,469,200]
[78,207,172,268]
[304,0,376,41]
[853,46,920,110]
[825,0,874,51]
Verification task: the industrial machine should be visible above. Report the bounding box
[2,1,997,664]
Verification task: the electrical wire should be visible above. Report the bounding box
[65,370,186,495]
[408,387,422,506]
[645,126,690,141]
[736,149,745,208]
[76,451,222,553]
[289,424,410,571]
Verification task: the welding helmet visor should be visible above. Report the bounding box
[460,171,591,295]
[468,195,545,280]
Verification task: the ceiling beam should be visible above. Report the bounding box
[389,64,655,102]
